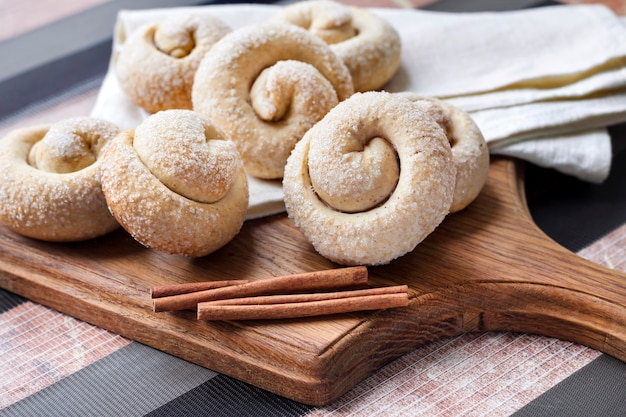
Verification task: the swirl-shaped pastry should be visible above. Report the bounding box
[192,22,354,179]
[273,0,402,92]
[100,109,249,257]
[115,14,231,113]
[398,93,489,213]
[283,91,456,266]
[0,117,120,242]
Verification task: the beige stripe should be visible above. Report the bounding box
[0,0,110,42]
[0,303,130,408]
[307,334,600,416]
[578,223,626,270]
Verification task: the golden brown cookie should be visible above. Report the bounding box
[0,117,121,241]
[273,0,402,92]
[115,14,231,113]
[100,109,249,257]
[398,93,489,212]
[283,91,455,266]
[192,22,354,180]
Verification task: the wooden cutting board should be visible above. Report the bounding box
[0,156,624,406]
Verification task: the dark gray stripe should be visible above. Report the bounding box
[0,288,26,314]
[513,354,626,417]
[0,75,105,129]
[0,42,110,121]
[145,374,314,417]
[421,0,553,12]
[1,343,218,417]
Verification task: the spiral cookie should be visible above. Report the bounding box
[192,22,354,179]
[0,118,120,242]
[398,93,489,213]
[115,14,231,113]
[283,91,456,266]
[100,110,248,257]
[273,0,401,92]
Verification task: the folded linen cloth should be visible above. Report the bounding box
[90,3,626,219]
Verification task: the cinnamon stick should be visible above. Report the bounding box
[197,291,409,321]
[152,266,368,312]
[203,285,408,306]
[150,279,250,298]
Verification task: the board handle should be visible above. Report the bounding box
[386,157,626,362]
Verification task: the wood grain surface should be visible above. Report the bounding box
[0,156,624,406]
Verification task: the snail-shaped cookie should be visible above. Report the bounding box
[273,0,401,92]
[283,92,456,266]
[100,110,249,257]
[192,22,354,180]
[398,93,489,213]
[0,117,121,241]
[115,14,231,113]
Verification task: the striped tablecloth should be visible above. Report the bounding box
[1,1,625,415]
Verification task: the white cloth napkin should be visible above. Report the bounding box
[90,3,626,219]
[382,5,626,184]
